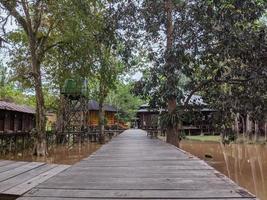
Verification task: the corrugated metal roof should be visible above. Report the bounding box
[0,101,35,114]
[180,94,206,106]
[137,108,160,113]
[137,95,208,113]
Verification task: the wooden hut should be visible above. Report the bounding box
[136,95,216,135]
[136,104,159,129]
[87,100,117,128]
[0,101,35,134]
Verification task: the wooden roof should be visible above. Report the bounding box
[0,101,35,114]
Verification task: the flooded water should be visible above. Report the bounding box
[0,142,101,165]
[180,140,267,200]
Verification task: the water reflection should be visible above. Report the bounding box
[0,142,101,165]
[181,140,267,200]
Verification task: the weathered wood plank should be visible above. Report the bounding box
[0,164,57,193]
[76,160,212,168]
[17,129,256,200]
[18,198,257,200]
[53,168,218,178]
[0,160,14,167]
[3,165,70,195]
[0,162,28,173]
[0,162,45,182]
[23,188,253,198]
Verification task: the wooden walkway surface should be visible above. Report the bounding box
[0,160,69,198]
[18,129,256,200]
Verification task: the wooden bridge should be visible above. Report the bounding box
[12,129,256,199]
[0,160,69,199]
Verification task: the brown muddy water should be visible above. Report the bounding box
[180,140,267,200]
[0,142,101,165]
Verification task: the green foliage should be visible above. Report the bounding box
[160,109,181,129]
[106,83,143,122]
[128,0,267,130]
[0,60,6,87]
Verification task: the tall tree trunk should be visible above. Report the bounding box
[254,121,259,142]
[165,0,179,147]
[32,62,47,156]
[29,37,47,156]
[0,0,47,156]
[56,95,65,133]
[241,115,246,139]
[166,99,179,147]
[246,114,253,140]
[220,124,226,143]
[234,113,239,137]
[98,100,105,144]
[265,122,267,141]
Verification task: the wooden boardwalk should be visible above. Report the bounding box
[18,129,256,200]
[0,160,69,198]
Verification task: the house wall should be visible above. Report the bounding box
[137,112,159,129]
[89,110,99,127]
[0,110,35,133]
[106,112,115,126]
[88,110,116,127]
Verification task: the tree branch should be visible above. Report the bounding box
[0,0,29,36]
[184,79,213,107]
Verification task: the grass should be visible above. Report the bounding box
[186,135,221,142]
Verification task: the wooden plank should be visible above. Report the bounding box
[37,179,239,190]
[57,168,218,178]
[0,161,28,173]
[0,162,45,182]
[18,198,257,200]
[0,164,57,193]
[23,188,252,198]
[3,165,70,195]
[17,129,256,200]
[0,160,14,167]
[76,160,212,168]
[71,164,213,170]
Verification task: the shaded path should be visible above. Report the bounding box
[18,129,255,199]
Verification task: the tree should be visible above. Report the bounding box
[123,0,202,146]
[0,0,67,156]
[106,82,143,123]
[0,60,6,87]
[62,0,132,143]
[90,49,124,143]
[182,1,267,140]
[131,0,267,143]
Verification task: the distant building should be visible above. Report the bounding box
[0,101,35,133]
[61,100,122,132]
[87,100,117,128]
[136,104,160,129]
[136,95,216,135]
